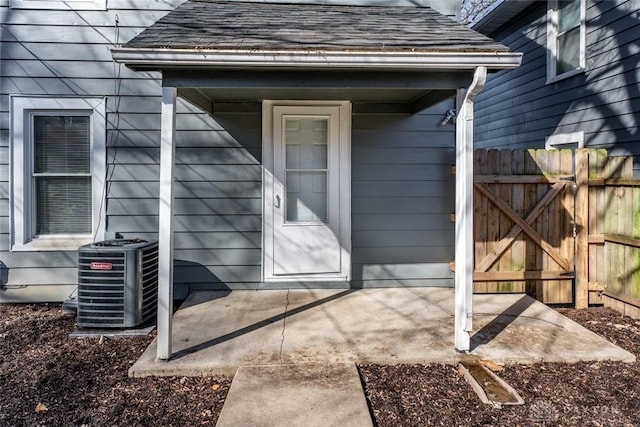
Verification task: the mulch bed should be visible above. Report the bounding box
[0,304,230,426]
[1,304,639,426]
[360,307,640,426]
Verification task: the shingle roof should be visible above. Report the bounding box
[125,0,509,53]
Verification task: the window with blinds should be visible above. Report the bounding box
[32,115,92,235]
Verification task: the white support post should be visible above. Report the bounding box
[157,86,177,361]
[454,67,487,352]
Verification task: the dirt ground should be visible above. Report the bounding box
[1,304,639,426]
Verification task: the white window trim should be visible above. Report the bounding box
[545,131,585,149]
[10,96,106,251]
[9,0,106,10]
[546,0,586,84]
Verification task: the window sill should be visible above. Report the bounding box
[11,237,93,252]
[546,67,585,85]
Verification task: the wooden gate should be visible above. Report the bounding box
[473,149,576,304]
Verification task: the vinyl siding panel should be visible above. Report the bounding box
[475,0,640,175]
[351,101,455,287]
[108,109,264,296]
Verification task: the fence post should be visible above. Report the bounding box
[575,149,589,309]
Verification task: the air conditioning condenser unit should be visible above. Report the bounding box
[77,239,158,328]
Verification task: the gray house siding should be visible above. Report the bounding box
[474,0,640,175]
[1,0,456,302]
[106,105,264,298]
[351,103,455,287]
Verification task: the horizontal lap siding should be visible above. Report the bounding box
[107,119,263,255]
[108,110,263,297]
[351,101,455,287]
[474,0,640,175]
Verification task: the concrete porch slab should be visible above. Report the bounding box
[215,363,373,427]
[129,289,635,377]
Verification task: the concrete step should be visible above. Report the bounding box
[216,363,373,427]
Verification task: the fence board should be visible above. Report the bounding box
[632,186,640,298]
[524,150,540,297]
[575,150,589,308]
[535,150,549,301]
[588,150,606,304]
[511,149,526,293]
[473,149,488,294]
[499,149,513,293]
[545,150,560,303]
[486,149,501,293]
[622,158,634,299]
[559,149,574,304]
[605,185,619,294]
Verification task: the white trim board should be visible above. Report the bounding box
[545,131,585,149]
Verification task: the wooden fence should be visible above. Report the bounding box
[472,148,640,311]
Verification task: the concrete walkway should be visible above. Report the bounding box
[130,288,635,377]
[215,363,373,427]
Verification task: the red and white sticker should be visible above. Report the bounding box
[90,262,113,270]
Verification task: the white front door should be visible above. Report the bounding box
[263,102,351,282]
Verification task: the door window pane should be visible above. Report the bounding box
[284,117,329,223]
[285,118,327,169]
[286,171,327,222]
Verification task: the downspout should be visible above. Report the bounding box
[454,66,487,352]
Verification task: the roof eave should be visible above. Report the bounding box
[112,48,523,72]
[473,0,537,35]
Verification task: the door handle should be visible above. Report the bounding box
[275,194,281,208]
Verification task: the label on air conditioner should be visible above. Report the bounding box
[90,262,113,270]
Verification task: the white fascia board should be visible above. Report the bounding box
[112,48,522,71]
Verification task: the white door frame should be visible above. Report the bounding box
[262,100,351,282]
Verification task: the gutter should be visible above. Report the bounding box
[112,48,522,71]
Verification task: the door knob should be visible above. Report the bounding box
[275,194,281,208]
